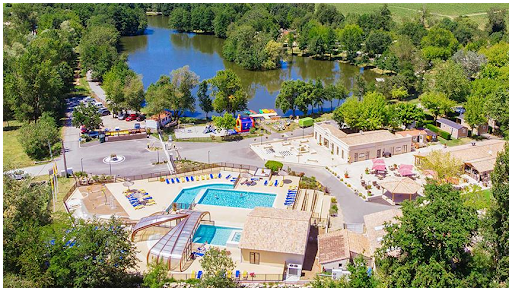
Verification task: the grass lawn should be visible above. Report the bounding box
[330,3,509,28]
[3,121,39,170]
[34,175,76,213]
[462,188,493,210]
[438,136,472,147]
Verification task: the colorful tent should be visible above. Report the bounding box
[372,158,386,171]
[398,164,414,176]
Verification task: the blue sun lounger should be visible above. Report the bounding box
[225,174,231,180]
[165,178,170,184]
[191,176,195,181]
[209,173,214,179]
[176,178,181,183]
[185,176,190,182]
[274,180,278,187]
[235,270,240,278]
[218,173,222,178]
[264,180,268,186]
[170,178,175,184]
[197,271,203,279]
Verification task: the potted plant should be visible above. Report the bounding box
[344,170,349,178]
[365,168,369,174]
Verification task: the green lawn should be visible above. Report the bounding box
[462,188,492,210]
[330,3,509,28]
[438,136,472,147]
[33,176,76,213]
[3,121,37,170]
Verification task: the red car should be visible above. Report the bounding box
[125,114,138,121]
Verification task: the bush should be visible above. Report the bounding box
[265,160,283,172]
[249,127,257,134]
[426,123,440,133]
[19,113,61,161]
[438,130,451,140]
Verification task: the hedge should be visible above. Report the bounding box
[265,160,283,172]
[425,124,451,140]
[439,130,451,140]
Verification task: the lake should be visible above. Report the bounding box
[120,15,380,117]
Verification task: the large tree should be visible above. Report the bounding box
[333,91,388,131]
[339,24,364,61]
[199,247,237,288]
[417,150,463,182]
[197,80,214,119]
[275,80,304,117]
[376,183,479,287]
[78,24,119,80]
[482,144,509,287]
[419,91,456,120]
[71,103,103,130]
[209,69,248,115]
[421,27,459,61]
[464,95,487,135]
[424,59,471,103]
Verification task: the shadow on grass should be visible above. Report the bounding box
[3,125,22,131]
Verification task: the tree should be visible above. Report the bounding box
[123,74,145,112]
[420,92,456,120]
[452,49,487,78]
[314,4,344,26]
[275,80,302,117]
[212,113,236,130]
[398,21,427,46]
[71,103,102,130]
[168,7,191,32]
[334,80,349,106]
[265,160,283,172]
[365,30,392,57]
[479,42,509,67]
[209,69,248,115]
[78,24,119,80]
[197,80,213,119]
[376,183,479,287]
[486,7,507,37]
[346,255,379,288]
[464,95,487,136]
[213,8,235,38]
[417,150,463,182]
[169,66,199,120]
[391,86,408,100]
[19,113,62,161]
[333,96,360,129]
[339,24,364,61]
[391,103,425,128]
[482,144,509,286]
[421,27,459,61]
[424,60,471,103]
[199,247,237,288]
[142,261,174,288]
[333,92,388,131]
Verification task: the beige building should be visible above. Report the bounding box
[317,229,371,272]
[436,118,468,139]
[456,114,488,136]
[414,139,507,182]
[239,207,311,269]
[314,121,411,163]
[363,209,403,265]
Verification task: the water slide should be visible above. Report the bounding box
[135,210,211,271]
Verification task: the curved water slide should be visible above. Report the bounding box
[135,210,211,271]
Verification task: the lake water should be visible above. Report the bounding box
[120,15,380,117]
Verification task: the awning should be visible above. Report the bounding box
[372,164,387,171]
[398,164,414,176]
[372,158,385,164]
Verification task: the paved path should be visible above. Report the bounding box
[86,71,107,102]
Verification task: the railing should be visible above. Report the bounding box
[62,180,78,214]
[168,273,286,282]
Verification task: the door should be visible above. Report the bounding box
[377,149,381,158]
[250,252,260,264]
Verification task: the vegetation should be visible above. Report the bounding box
[3,121,40,169]
[142,261,175,288]
[417,150,463,182]
[310,255,379,287]
[265,160,284,172]
[209,69,248,115]
[211,113,236,131]
[376,183,481,287]
[71,103,102,130]
[199,247,237,288]
[19,113,62,161]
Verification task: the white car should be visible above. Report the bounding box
[94,102,103,108]
[4,169,28,180]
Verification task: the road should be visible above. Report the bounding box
[86,71,107,102]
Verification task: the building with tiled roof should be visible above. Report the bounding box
[436,118,468,139]
[317,229,371,271]
[239,207,311,268]
[314,121,411,163]
[363,209,403,258]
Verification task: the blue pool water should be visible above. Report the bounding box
[198,189,276,209]
[193,225,242,246]
[173,183,233,205]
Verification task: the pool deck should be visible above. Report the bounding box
[67,170,301,274]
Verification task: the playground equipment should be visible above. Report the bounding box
[203,124,216,134]
[299,117,314,127]
[235,115,255,133]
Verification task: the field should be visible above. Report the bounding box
[330,3,509,28]
[3,121,36,170]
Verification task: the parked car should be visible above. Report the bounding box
[98,108,110,116]
[136,114,146,121]
[93,102,103,108]
[80,125,88,134]
[125,113,138,121]
[4,169,28,180]
[82,97,94,103]
[134,123,141,129]
[117,112,127,120]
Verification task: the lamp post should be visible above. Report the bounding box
[109,161,112,176]
[80,158,84,172]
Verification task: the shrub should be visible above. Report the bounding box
[249,127,256,134]
[331,197,337,203]
[265,160,284,172]
[19,113,61,161]
[439,130,451,140]
[426,123,440,133]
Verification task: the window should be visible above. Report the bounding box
[250,252,260,264]
[341,150,344,159]
[395,146,401,153]
[359,153,366,158]
[403,145,407,152]
[337,146,339,155]
[374,225,384,231]
[315,132,317,139]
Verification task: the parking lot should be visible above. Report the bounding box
[101,115,146,131]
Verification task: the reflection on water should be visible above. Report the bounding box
[120,15,381,117]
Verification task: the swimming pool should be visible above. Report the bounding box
[193,225,242,246]
[198,189,276,209]
[173,183,233,206]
